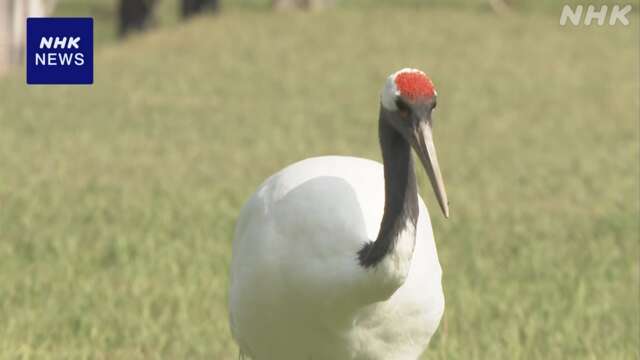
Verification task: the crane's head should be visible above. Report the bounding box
[380,68,449,218]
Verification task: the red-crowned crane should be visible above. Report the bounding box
[229,68,449,360]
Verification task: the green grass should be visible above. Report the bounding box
[1,7,638,359]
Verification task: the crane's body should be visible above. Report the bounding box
[229,156,444,359]
[229,69,450,360]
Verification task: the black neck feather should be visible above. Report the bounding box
[358,109,419,268]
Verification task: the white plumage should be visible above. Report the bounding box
[229,69,449,359]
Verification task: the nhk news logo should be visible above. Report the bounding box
[26,17,93,85]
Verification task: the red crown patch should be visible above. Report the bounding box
[394,71,436,101]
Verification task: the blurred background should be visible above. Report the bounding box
[0,0,638,359]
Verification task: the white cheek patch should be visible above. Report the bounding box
[381,74,400,111]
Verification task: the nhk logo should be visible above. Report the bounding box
[560,4,633,26]
[27,18,93,85]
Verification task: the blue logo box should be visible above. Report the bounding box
[26,17,93,85]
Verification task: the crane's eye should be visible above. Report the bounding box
[395,98,410,117]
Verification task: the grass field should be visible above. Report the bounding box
[1,5,639,359]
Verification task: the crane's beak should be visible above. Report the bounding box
[411,119,450,218]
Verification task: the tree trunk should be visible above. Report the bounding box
[181,0,219,18]
[0,0,12,76]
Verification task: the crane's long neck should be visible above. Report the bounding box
[358,109,419,268]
